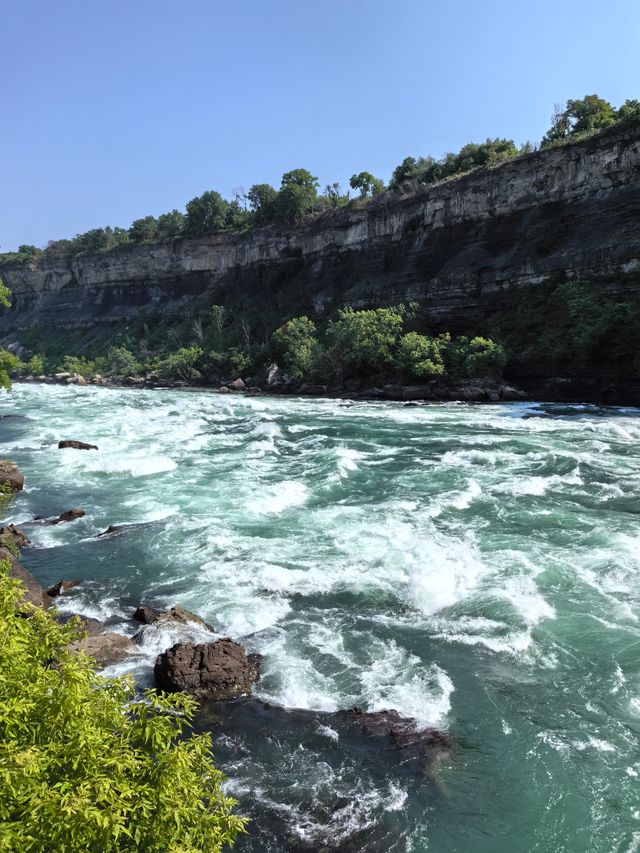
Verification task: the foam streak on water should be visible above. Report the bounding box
[2,385,640,852]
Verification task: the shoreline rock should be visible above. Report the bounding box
[154,638,262,700]
[58,439,98,450]
[0,460,24,492]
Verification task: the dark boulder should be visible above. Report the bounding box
[0,460,24,492]
[58,440,98,450]
[298,383,328,396]
[154,638,262,700]
[329,708,453,771]
[133,605,163,624]
[133,604,215,631]
[35,508,86,525]
[47,579,80,597]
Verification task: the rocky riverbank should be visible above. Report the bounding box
[0,457,454,813]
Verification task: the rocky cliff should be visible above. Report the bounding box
[1,121,639,352]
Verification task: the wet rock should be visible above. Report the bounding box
[133,605,163,624]
[0,524,30,552]
[56,612,103,636]
[0,546,51,609]
[96,524,124,538]
[54,372,72,381]
[330,708,452,771]
[67,632,136,667]
[35,508,86,525]
[75,375,88,386]
[487,389,500,402]
[0,459,24,492]
[218,386,231,394]
[228,377,246,390]
[401,384,435,401]
[154,638,262,700]
[298,383,328,395]
[383,384,404,400]
[160,605,215,632]
[47,579,80,597]
[461,385,485,402]
[58,440,98,450]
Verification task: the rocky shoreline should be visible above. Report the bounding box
[0,458,453,791]
[16,367,640,407]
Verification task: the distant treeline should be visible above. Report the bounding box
[2,94,638,265]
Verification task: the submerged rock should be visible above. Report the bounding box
[0,460,24,492]
[47,579,80,597]
[58,439,98,450]
[154,638,262,700]
[330,708,452,770]
[35,508,86,525]
[96,524,124,538]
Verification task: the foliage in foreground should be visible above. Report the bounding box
[0,562,246,852]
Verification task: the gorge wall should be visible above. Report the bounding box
[1,121,639,375]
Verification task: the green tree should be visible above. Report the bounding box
[24,354,44,375]
[0,277,11,308]
[618,99,640,122]
[542,95,617,146]
[276,169,319,223]
[185,192,229,236]
[326,307,405,378]
[155,347,204,380]
[102,345,142,376]
[247,183,278,223]
[271,316,322,380]
[0,351,21,391]
[0,560,246,851]
[129,216,159,243]
[395,332,449,378]
[349,172,385,197]
[446,336,507,379]
[156,210,185,240]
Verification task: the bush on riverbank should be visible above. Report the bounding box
[0,560,246,852]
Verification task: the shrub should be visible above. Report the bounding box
[62,355,97,378]
[0,560,246,851]
[101,345,142,377]
[0,351,23,391]
[154,347,204,380]
[24,354,44,375]
[325,307,405,378]
[446,336,507,379]
[395,332,449,379]
[271,316,321,380]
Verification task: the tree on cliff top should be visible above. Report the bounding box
[541,94,617,146]
[0,560,247,851]
[185,191,229,236]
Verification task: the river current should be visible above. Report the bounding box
[2,384,639,851]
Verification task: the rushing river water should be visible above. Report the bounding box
[2,384,640,851]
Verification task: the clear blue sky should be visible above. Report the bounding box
[2,0,638,250]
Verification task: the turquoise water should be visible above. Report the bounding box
[2,384,639,851]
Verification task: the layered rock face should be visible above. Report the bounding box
[1,122,639,339]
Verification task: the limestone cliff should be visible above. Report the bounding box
[1,121,639,352]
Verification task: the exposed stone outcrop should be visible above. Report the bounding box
[154,638,262,699]
[47,579,80,597]
[35,508,85,525]
[67,632,137,667]
[133,604,215,632]
[58,440,98,450]
[1,123,637,367]
[0,460,24,492]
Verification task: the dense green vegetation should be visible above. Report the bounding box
[490,279,640,377]
[0,560,246,852]
[8,302,507,388]
[1,94,636,267]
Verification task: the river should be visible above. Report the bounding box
[2,384,639,851]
